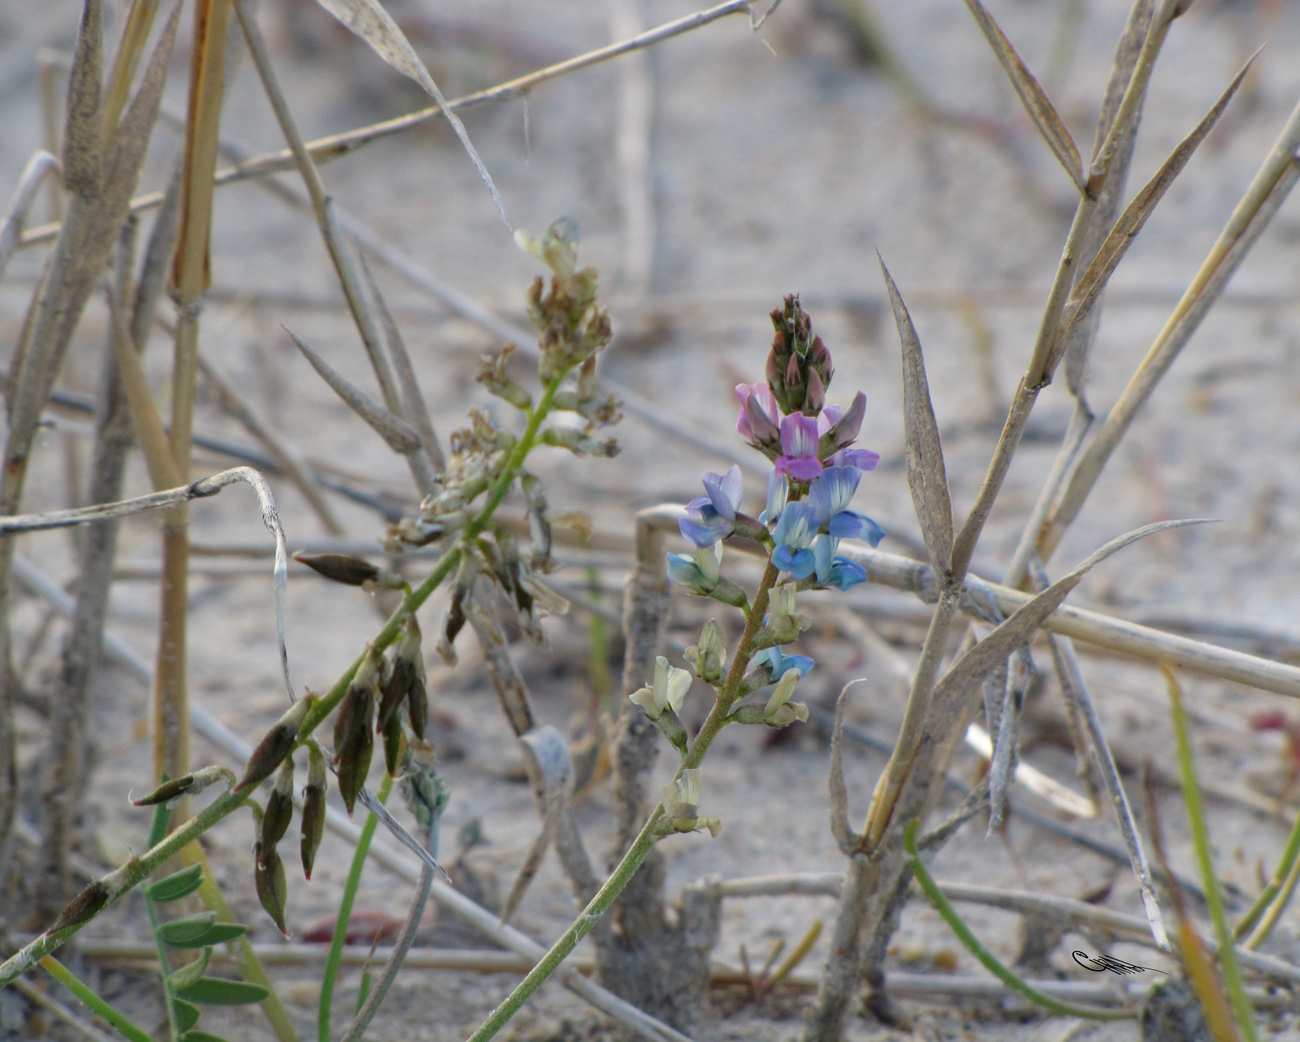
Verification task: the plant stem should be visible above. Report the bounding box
[1166,666,1258,1042]
[466,559,781,1042]
[39,956,155,1042]
[319,772,393,1042]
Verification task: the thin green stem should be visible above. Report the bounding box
[0,786,250,986]
[1166,667,1258,1042]
[319,772,394,1042]
[39,955,155,1042]
[1235,803,1300,943]
[903,819,1132,1021]
[466,559,782,1042]
[143,804,181,1042]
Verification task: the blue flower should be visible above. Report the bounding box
[812,535,868,590]
[753,645,814,680]
[759,469,788,525]
[667,543,723,593]
[807,466,884,546]
[771,501,817,578]
[679,465,743,547]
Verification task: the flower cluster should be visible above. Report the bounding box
[629,296,883,783]
[677,296,883,596]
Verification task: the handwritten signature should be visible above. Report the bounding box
[1072,951,1168,976]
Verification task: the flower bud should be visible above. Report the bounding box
[804,367,826,416]
[764,667,809,727]
[260,759,295,851]
[236,697,312,793]
[254,843,288,935]
[683,620,726,685]
[662,769,701,819]
[300,744,327,880]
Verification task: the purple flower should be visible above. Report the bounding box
[753,645,814,680]
[771,501,817,578]
[679,465,743,547]
[823,392,866,451]
[736,383,780,449]
[829,448,880,471]
[774,414,823,480]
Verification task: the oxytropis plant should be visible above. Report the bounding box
[465,296,885,1041]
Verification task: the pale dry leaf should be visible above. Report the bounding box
[881,255,953,578]
[63,0,103,198]
[961,0,1083,193]
[1053,55,1255,375]
[284,326,423,455]
[311,0,509,228]
[929,519,1214,718]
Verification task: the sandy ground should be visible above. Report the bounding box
[4,0,1300,1039]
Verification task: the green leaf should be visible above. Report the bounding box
[174,978,270,1006]
[166,923,248,949]
[172,999,201,1034]
[179,1033,233,1042]
[147,865,204,903]
[167,948,212,992]
[147,801,170,847]
[157,912,217,946]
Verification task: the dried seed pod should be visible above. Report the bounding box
[260,758,295,851]
[377,615,421,731]
[235,697,311,793]
[49,879,111,934]
[382,709,405,776]
[335,651,379,813]
[300,743,327,880]
[133,766,233,807]
[254,842,288,935]
[407,668,429,741]
[294,552,379,586]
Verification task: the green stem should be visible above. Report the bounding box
[1166,668,1258,1042]
[1234,801,1300,943]
[0,786,251,986]
[143,805,181,1042]
[40,955,155,1042]
[300,370,568,739]
[903,820,1132,1021]
[466,559,782,1042]
[319,772,393,1042]
[1,369,573,991]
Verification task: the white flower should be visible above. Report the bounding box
[629,656,693,720]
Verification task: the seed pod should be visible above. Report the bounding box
[377,616,421,731]
[236,697,311,793]
[335,652,379,813]
[254,842,288,935]
[382,709,405,776]
[300,744,327,880]
[260,758,295,851]
[49,879,111,934]
[133,766,232,807]
[407,669,429,741]
[293,552,379,587]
